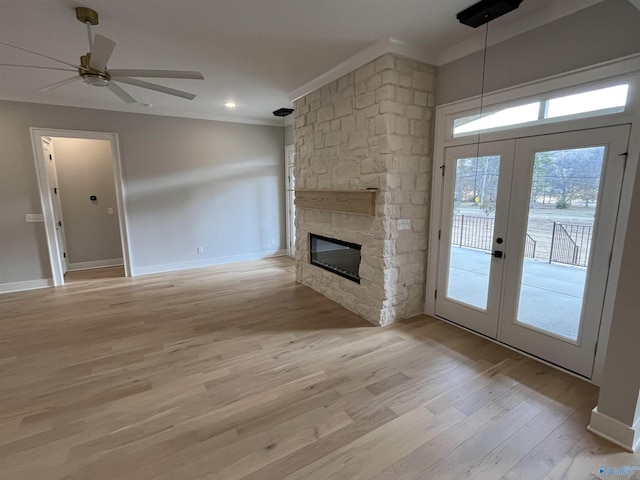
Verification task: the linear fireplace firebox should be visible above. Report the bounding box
[310,234,362,283]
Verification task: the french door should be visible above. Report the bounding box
[435,125,630,377]
[436,140,515,338]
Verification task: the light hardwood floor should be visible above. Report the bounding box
[0,257,638,479]
[64,265,124,282]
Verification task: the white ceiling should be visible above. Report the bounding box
[0,0,604,125]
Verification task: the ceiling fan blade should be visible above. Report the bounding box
[0,40,85,71]
[39,76,81,92]
[115,77,197,100]
[0,63,76,72]
[109,69,204,80]
[107,82,137,104]
[89,34,116,71]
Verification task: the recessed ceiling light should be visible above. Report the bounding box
[225,102,237,109]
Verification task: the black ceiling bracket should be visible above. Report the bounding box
[457,0,524,28]
[273,108,294,117]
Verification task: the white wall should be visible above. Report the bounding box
[52,138,123,266]
[598,161,640,425]
[0,100,285,286]
[436,0,640,106]
[284,124,294,145]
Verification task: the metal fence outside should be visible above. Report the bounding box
[452,215,494,251]
[549,222,593,267]
[452,215,536,258]
[452,215,592,266]
[525,234,537,259]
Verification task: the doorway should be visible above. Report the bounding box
[31,128,131,286]
[434,125,630,377]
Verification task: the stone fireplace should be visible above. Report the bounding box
[293,53,435,326]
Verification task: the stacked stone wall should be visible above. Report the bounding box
[294,54,435,325]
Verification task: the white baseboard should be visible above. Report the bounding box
[588,406,640,452]
[68,258,124,271]
[0,278,53,294]
[131,249,288,276]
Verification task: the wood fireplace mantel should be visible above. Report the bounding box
[294,189,377,216]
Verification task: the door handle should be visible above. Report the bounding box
[484,250,504,258]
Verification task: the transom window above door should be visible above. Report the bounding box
[453,83,630,138]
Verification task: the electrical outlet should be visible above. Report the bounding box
[196,246,204,254]
[107,207,114,215]
[25,214,44,223]
[271,238,277,246]
[398,219,411,231]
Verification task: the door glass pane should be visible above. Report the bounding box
[516,146,605,340]
[447,155,501,310]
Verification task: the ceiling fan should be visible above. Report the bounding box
[0,6,204,104]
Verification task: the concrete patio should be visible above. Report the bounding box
[447,246,587,339]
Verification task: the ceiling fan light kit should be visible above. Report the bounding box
[82,74,110,87]
[0,6,204,104]
[79,54,110,87]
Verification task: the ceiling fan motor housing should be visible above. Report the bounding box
[79,54,110,86]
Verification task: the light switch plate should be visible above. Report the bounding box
[107,208,114,215]
[25,214,44,223]
[398,219,411,231]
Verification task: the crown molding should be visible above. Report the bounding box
[438,0,607,65]
[287,37,438,102]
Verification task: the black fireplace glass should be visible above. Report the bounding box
[310,234,361,283]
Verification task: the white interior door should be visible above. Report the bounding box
[435,140,515,337]
[42,138,69,275]
[498,125,630,377]
[285,145,296,258]
[435,125,630,377]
